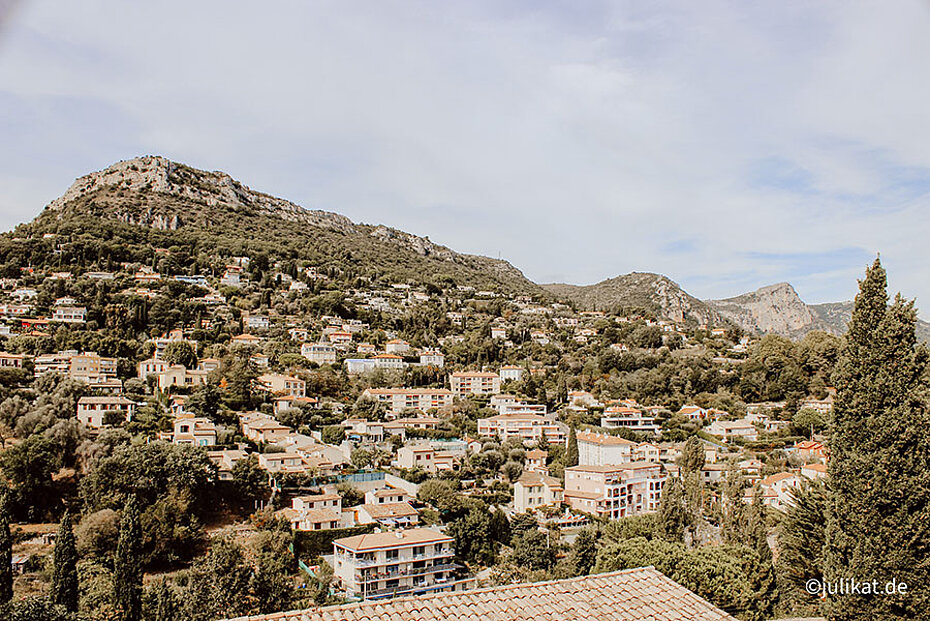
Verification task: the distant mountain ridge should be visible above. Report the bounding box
[14,155,927,341]
[27,156,544,295]
[542,273,728,326]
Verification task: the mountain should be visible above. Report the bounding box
[20,156,545,296]
[542,272,727,326]
[706,283,820,337]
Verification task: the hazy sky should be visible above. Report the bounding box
[2,1,930,309]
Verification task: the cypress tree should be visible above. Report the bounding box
[114,497,143,621]
[565,427,579,468]
[0,487,12,605]
[824,258,930,620]
[50,511,79,612]
[656,476,691,544]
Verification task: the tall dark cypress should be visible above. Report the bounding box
[50,511,79,612]
[0,487,12,605]
[565,426,579,468]
[824,259,930,620]
[114,497,143,621]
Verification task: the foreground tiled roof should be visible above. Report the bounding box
[222,567,737,621]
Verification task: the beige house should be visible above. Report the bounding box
[514,472,564,513]
[76,395,136,428]
[258,373,306,397]
[164,416,216,447]
[355,502,419,528]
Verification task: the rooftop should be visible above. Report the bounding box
[220,566,736,621]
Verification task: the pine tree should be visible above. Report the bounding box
[824,258,930,620]
[679,436,705,475]
[778,480,827,613]
[656,476,691,544]
[0,486,12,605]
[114,497,143,621]
[565,427,579,468]
[50,511,79,612]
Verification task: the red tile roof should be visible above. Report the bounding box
[221,567,736,620]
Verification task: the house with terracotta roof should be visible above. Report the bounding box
[514,471,564,513]
[706,419,758,443]
[354,501,419,528]
[76,395,136,428]
[220,566,737,621]
[801,462,828,481]
[746,471,803,511]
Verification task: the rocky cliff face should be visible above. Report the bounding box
[31,156,546,296]
[707,283,817,336]
[47,155,357,233]
[543,272,727,326]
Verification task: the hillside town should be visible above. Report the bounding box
[0,237,843,620]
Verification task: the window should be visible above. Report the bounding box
[386,549,399,561]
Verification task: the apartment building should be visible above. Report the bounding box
[361,388,454,415]
[332,528,461,600]
[563,462,665,520]
[449,371,501,396]
[76,395,136,428]
[706,419,759,443]
[68,352,116,384]
[576,431,636,466]
[0,352,25,368]
[396,445,455,473]
[600,405,660,434]
[477,413,567,445]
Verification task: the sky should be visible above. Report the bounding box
[2,1,930,310]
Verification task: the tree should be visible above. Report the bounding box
[51,511,79,612]
[573,528,597,576]
[162,341,197,369]
[114,497,142,621]
[824,258,930,620]
[0,486,11,605]
[320,425,345,445]
[778,480,827,615]
[0,434,61,521]
[447,506,494,565]
[143,579,178,621]
[510,512,539,540]
[679,437,705,475]
[231,455,269,511]
[565,426,578,468]
[656,476,691,544]
[489,507,511,546]
[511,528,554,571]
[791,407,827,439]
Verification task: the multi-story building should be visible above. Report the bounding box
[158,365,209,390]
[514,472,564,513]
[344,354,407,374]
[51,306,87,323]
[600,405,660,434]
[76,395,136,428]
[332,528,462,600]
[498,365,524,382]
[576,431,636,466]
[563,463,665,519]
[361,388,454,415]
[706,420,759,443]
[477,413,567,445]
[69,352,118,383]
[301,342,337,365]
[395,445,455,473]
[418,351,445,368]
[164,416,217,447]
[449,371,501,396]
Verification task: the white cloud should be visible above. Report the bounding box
[1,0,929,312]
